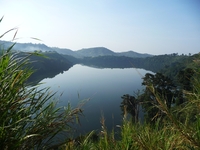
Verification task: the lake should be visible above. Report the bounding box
[37,64,153,135]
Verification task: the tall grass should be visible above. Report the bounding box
[0,17,83,149]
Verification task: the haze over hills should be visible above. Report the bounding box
[0,40,153,58]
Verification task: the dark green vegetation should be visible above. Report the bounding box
[0,50,73,84]
[27,51,73,84]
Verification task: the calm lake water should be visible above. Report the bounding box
[38,64,152,135]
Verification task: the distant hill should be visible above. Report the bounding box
[0,40,153,58]
[0,41,52,52]
[117,51,152,58]
[76,47,115,57]
[52,47,82,58]
[76,47,153,58]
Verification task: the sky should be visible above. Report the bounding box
[0,0,200,55]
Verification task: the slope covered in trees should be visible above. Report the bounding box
[27,51,73,83]
[121,53,200,123]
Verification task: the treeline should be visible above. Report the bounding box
[160,53,200,81]
[77,54,188,72]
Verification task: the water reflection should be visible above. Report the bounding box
[36,64,152,134]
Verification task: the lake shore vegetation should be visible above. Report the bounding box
[0,17,83,149]
[59,53,200,150]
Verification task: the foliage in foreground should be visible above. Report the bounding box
[0,17,83,149]
[60,57,200,150]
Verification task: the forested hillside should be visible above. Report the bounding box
[78,53,190,73]
[19,51,73,83]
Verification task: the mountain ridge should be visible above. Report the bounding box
[0,40,153,58]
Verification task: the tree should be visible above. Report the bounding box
[177,68,195,91]
[140,73,177,122]
[120,94,140,122]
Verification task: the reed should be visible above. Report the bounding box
[0,17,83,149]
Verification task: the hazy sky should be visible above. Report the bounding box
[0,0,200,55]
